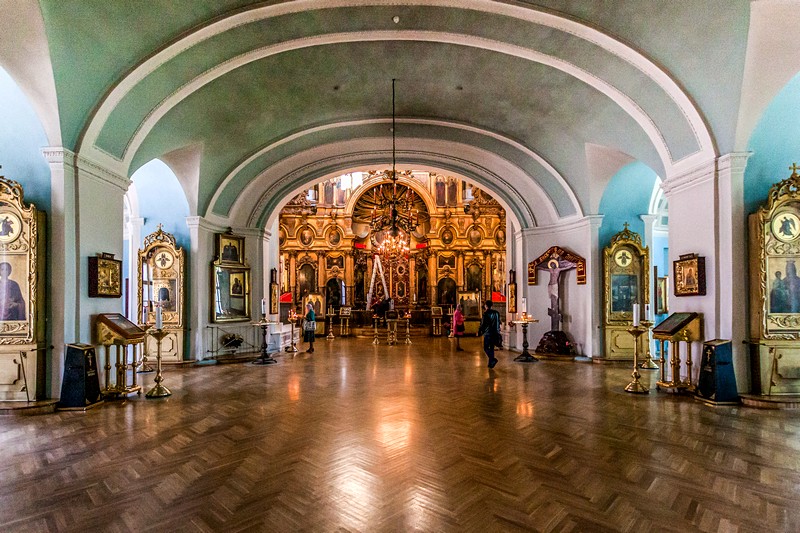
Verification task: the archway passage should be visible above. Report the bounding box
[277,169,507,329]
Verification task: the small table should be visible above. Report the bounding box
[511,317,539,363]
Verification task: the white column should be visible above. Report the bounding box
[639,214,657,320]
[716,153,752,391]
[43,147,129,397]
[186,216,221,361]
[585,215,604,358]
[662,153,751,390]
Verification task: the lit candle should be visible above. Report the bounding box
[261,298,267,316]
[155,304,163,329]
[632,303,640,326]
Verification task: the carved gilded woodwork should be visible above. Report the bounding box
[602,225,650,360]
[138,226,186,361]
[749,165,800,395]
[0,173,46,400]
[280,171,507,308]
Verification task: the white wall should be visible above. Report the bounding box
[518,216,598,357]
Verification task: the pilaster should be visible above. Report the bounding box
[662,152,751,390]
[43,147,129,397]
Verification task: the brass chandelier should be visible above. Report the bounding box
[372,79,415,259]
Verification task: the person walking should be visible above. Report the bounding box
[477,299,501,368]
[303,302,316,353]
[453,303,465,351]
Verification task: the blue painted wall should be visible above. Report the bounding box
[0,67,51,211]
[745,72,800,214]
[598,162,658,247]
[132,159,191,248]
[131,159,192,356]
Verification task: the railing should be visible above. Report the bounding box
[205,323,260,359]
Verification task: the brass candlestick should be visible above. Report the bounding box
[252,316,278,365]
[404,316,412,344]
[373,316,380,345]
[638,320,659,369]
[625,325,649,394]
[146,328,172,398]
[326,314,335,340]
[287,312,299,352]
[513,316,539,363]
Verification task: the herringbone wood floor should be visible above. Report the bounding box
[2,337,800,532]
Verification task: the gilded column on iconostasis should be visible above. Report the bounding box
[749,165,800,395]
[138,226,185,363]
[0,173,45,401]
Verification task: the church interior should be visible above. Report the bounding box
[2,1,800,530]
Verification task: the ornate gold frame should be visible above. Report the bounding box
[752,167,800,339]
[0,176,39,344]
[137,226,185,327]
[603,224,650,324]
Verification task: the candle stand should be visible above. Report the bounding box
[624,325,649,394]
[373,316,380,345]
[327,314,335,340]
[145,328,172,398]
[638,320,659,369]
[404,316,412,344]
[286,312,299,352]
[252,316,278,365]
[512,316,539,363]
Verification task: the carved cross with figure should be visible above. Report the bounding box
[528,246,587,332]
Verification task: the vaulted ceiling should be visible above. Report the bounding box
[26,1,754,228]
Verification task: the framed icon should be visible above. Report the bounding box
[88,254,122,298]
[217,232,245,265]
[270,282,279,315]
[656,276,669,314]
[673,254,706,296]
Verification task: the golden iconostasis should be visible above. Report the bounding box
[278,171,508,314]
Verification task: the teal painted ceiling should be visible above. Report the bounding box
[36,0,750,225]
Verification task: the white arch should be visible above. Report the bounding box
[207,118,581,220]
[229,137,550,231]
[79,0,714,177]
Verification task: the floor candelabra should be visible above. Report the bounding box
[512,316,539,363]
[624,325,649,394]
[252,316,278,365]
[145,328,172,398]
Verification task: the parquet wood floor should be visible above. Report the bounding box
[2,337,800,532]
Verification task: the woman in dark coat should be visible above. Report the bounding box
[303,302,316,353]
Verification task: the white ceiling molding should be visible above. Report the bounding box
[77,0,714,177]
[227,137,552,230]
[208,117,580,220]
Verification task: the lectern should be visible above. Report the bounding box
[96,313,147,398]
[652,312,703,392]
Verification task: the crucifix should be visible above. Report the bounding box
[540,256,577,331]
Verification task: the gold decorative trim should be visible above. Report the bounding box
[0,172,38,345]
[755,165,800,339]
[138,225,185,328]
[603,224,650,326]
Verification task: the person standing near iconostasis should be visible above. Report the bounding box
[303,302,316,353]
[452,304,465,351]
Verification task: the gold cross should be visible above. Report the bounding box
[790,163,800,176]
[623,222,630,231]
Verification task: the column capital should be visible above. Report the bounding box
[186,216,225,233]
[42,146,130,193]
[662,152,752,197]
[639,214,658,225]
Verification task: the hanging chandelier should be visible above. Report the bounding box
[371,78,415,260]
